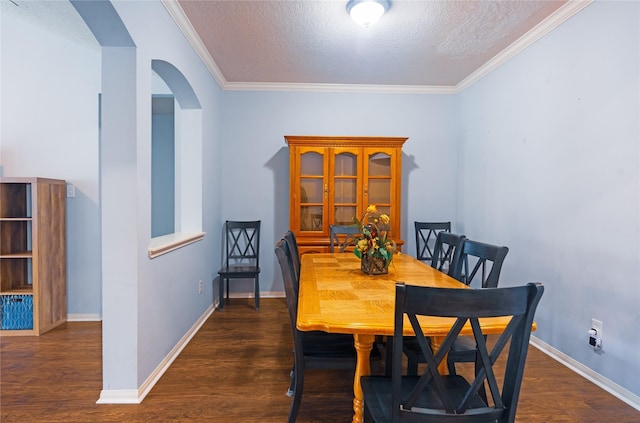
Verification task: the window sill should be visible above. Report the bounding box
[148,232,205,259]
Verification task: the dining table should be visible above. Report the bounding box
[297,252,520,423]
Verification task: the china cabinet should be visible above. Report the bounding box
[285,136,407,254]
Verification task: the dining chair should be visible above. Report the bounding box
[414,221,451,263]
[361,282,544,423]
[446,238,509,375]
[399,231,467,376]
[275,239,359,423]
[284,230,301,282]
[430,231,466,275]
[451,238,509,289]
[329,224,360,252]
[217,220,261,311]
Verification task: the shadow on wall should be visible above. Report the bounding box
[266,146,291,241]
[402,152,418,250]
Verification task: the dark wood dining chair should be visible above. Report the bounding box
[217,220,261,311]
[452,238,509,289]
[329,224,360,252]
[415,221,451,263]
[275,239,359,423]
[362,282,544,423]
[446,238,509,375]
[430,231,466,275]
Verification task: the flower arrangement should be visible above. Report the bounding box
[353,205,397,274]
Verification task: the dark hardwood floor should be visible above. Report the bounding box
[1,298,639,422]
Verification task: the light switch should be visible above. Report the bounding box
[66,183,76,198]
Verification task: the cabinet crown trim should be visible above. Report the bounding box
[285,135,408,148]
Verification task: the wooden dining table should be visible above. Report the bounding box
[297,252,518,423]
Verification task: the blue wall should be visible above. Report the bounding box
[1,1,103,318]
[458,1,640,396]
[220,91,459,294]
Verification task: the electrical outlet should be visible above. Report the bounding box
[198,280,203,295]
[589,318,603,350]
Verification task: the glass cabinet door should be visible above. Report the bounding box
[298,149,327,232]
[364,148,394,218]
[332,149,360,225]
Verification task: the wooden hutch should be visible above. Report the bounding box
[285,135,407,254]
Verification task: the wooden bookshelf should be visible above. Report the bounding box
[0,177,67,336]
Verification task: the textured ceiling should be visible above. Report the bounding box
[4,0,584,92]
[176,0,570,89]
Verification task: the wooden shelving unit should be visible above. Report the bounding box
[0,177,67,336]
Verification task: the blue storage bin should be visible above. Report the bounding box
[0,295,34,330]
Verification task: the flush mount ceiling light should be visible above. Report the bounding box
[347,0,390,27]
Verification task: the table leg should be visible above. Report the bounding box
[352,333,375,423]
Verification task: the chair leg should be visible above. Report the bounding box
[406,355,419,377]
[288,363,303,423]
[219,277,225,310]
[287,364,296,397]
[254,276,260,310]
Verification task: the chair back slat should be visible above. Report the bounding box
[225,221,261,266]
[415,221,451,262]
[284,230,301,282]
[430,231,465,275]
[329,224,360,253]
[451,239,509,288]
[275,240,299,329]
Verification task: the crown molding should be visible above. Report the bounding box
[224,81,457,95]
[160,0,226,88]
[456,0,594,92]
[163,0,592,95]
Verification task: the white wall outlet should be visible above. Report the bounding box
[198,280,203,295]
[589,318,603,350]
[591,318,603,339]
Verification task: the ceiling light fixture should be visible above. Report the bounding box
[347,0,390,28]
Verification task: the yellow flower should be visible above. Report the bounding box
[353,204,396,265]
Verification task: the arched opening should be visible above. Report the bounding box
[149,59,204,257]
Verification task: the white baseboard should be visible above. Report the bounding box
[71,292,285,323]
[223,291,285,299]
[95,389,139,404]
[96,303,216,404]
[530,336,640,411]
[67,313,102,322]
